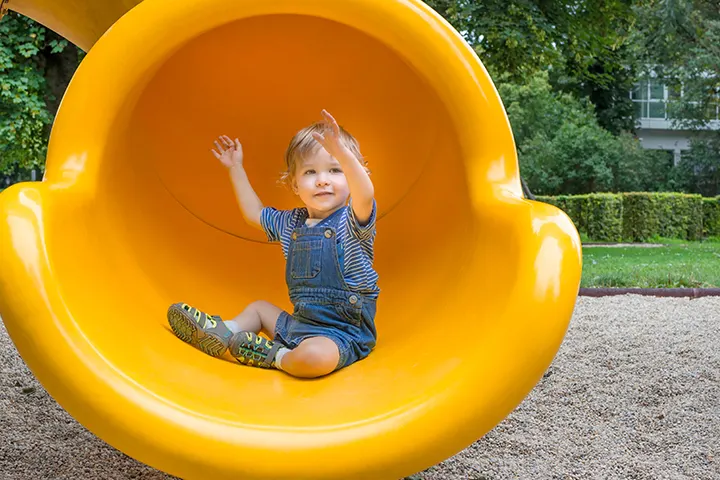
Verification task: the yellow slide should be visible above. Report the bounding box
[0,0,582,478]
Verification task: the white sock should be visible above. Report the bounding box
[224,320,242,334]
[274,347,290,370]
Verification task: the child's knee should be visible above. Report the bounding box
[285,338,339,378]
[248,300,271,312]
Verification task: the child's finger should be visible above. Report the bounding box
[322,110,337,126]
[312,132,325,144]
[222,136,233,147]
[211,149,221,159]
[214,140,225,152]
[234,138,242,151]
[322,112,340,136]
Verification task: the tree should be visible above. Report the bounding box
[497,71,615,194]
[673,137,720,197]
[633,0,719,129]
[498,71,670,195]
[424,0,640,134]
[614,132,677,192]
[631,0,720,196]
[0,12,80,181]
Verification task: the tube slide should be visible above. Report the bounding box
[0,0,582,478]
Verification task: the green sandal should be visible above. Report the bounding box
[229,332,283,368]
[167,303,233,357]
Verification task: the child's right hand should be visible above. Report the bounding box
[212,135,243,168]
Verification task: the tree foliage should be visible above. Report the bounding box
[426,0,719,196]
[499,72,675,195]
[674,138,720,197]
[633,0,720,130]
[1,2,718,195]
[631,0,720,196]
[0,12,80,180]
[425,0,640,134]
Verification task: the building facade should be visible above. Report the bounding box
[632,78,720,165]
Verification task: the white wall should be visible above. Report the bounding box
[637,129,691,164]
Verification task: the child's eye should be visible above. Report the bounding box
[304,169,315,175]
[330,168,343,173]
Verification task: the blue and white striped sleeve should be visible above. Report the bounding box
[260,207,299,243]
[346,198,377,242]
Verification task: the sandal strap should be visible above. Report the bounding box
[260,341,283,368]
[230,332,282,367]
[180,303,231,338]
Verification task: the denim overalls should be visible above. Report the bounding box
[273,207,377,370]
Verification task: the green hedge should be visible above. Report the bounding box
[536,193,623,241]
[537,192,713,242]
[623,192,703,241]
[584,194,624,242]
[704,197,720,237]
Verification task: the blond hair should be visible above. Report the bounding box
[280,121,368,187]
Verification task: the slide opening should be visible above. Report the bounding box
[48,14,518,428]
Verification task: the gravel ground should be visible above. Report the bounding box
[1,296,718,480]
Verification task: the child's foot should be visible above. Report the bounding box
[229,332,283,368]
[167,303,233,357]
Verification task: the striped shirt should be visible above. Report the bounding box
[260,200,380,298]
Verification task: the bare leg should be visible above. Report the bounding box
[226,305,339,377]
[225,300,284,338]
[280,337,340,379]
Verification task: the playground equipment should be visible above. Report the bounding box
[0,0,582,478]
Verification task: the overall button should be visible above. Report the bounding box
[324,229,333,238]
[349,295,358,305]
[291,232,297,240]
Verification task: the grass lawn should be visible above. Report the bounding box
[581,237,720,288]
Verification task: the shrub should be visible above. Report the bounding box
[537,193,622,241]
[658,193,703,240]
[704,196,720,237]
[623,193,703,241]
[584,194,623,241]
[539,192,708,241]
[621,193,660,242]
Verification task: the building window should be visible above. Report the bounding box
[632,78,720,122]
[631,80,668,119]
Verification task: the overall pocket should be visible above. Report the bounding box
[295,301,363,328]
[334,301,363,327]
[290,239,322,279]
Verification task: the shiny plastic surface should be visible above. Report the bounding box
[0,0,582,478]
[9,0,143,50]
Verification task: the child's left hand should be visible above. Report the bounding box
[312,110,356,162]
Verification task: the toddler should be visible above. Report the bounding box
[167,110,380,378]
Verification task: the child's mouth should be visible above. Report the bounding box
[315,192,333,197]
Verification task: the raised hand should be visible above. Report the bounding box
[212,135,243,168]
[311,110,356,162]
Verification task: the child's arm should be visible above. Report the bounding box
[212,135,264,230]
[312,110,375,225]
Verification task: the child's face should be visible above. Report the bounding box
[292,147,350,218]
